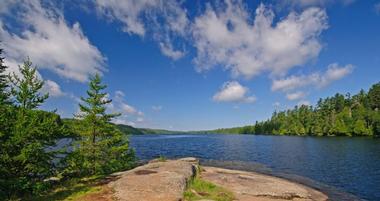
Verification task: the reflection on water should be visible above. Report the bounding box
[130,134,380,201]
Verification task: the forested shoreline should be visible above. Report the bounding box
[0,47,135,200]
[212,83,380,137]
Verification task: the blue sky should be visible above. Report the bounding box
[1,0,380,130]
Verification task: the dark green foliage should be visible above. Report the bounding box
[368,82,380,110]
[0,55,65,199]
[211,82,380,137]
[0,108,65,199]
[65,74,135,176]
[0,48,11,105]
[116,123,144,135]
[0,52,134,200]
[63,118,183,135]
[9,58,49,109]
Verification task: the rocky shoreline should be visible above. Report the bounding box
[104,157,328,201]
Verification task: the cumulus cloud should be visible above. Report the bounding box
[213,81,256,103]
[137,117,144,123]
[113,118,136,127]
[0,0,105,82]
[298,100,311,106]
[95,0,157,36]
[42,80,65,97]
[95,0,188,60]
[108,90,144,126]
[113,90,143,116]
[319,63,354,87]
[121,103,138,114]
[279,0,355,8]
[272,63,353,92]
[286,91,306,101]
[159,42,185,60]
[192,1,328,78]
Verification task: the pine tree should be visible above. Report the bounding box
[9,58,48,109]
[0,47,10,105]
[368,82,380,111]
[69,74,134,175]
[353,119,370,136]
[0,57,64,199]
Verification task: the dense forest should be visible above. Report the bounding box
[64,119,183,135]
[0,47,135,200]
[212,83,380,137]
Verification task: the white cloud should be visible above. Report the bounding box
[137,117,144,123]
[95,0,188,60]
[0,0,15,14]
[113,118,136,127]
[213,81,256,103]
[108,90,144,126]
[159,42,185,60]
[280,0,355,8]
[152,105,163,111]
[0,0,105,82]
[272,63,353,92]
[95,0,157,36]
[115,90,125,101]
[121,103,137,114]
[298,100,311,106]
[320,63,354,87]
[286,91,306,101]
[112,90,143,115]
[192,1,328,78]
[272,74,317,92]
[42,80,65,97]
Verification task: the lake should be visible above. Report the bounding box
[130,134,380,201]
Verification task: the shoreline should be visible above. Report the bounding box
[107,157,329,201]
[199,159,360,201]
[200,165,328,201]
[131,157,360,200]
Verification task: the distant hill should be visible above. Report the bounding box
[116,124,145,135]
[136,127,184,134]
[116,124,183,135]
[63,118,183,135]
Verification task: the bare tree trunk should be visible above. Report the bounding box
[92,126,96,175]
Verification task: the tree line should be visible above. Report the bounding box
[0,47,135,200]
[214,83,380,137]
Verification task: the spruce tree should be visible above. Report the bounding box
[0,47,10,105]
[9,58,48,109]
[0,58,64,199]
[70,74,134,175]
[368,82,380,111]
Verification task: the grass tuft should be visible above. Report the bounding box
[26,175,106,201]
[184,175,234,201]
[157,155,167,162]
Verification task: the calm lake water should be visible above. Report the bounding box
[130,134,380,201]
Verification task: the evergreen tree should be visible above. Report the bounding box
[353,119,370,136]
[368,82,380,111]
[67,74,134,176]
[0,47,10,105]
[212,81,380,137]
[0,58,64,199]
[9,58,48,109]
